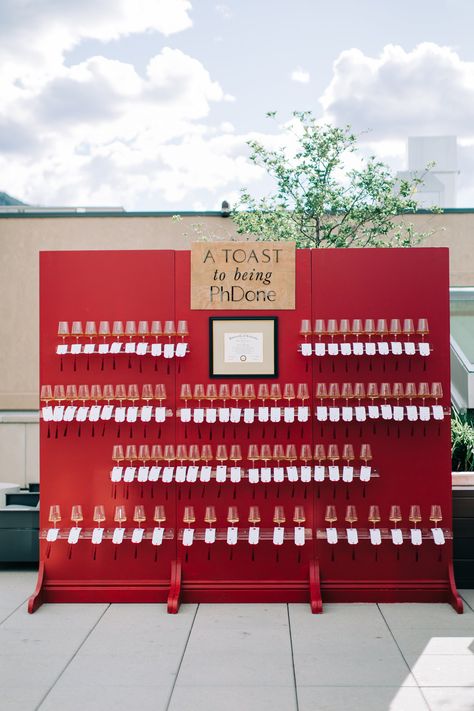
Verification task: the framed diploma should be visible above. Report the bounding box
[209,317,278,378]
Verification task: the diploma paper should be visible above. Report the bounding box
[224,332,263,363]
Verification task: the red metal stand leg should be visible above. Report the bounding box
[167,559,182,614]
[447,560,464,614]
[28,561,46,614]
[309,558,323,614]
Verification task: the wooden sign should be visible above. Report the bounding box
[191,241,295,310]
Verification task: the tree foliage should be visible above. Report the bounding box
[233,111,440,248]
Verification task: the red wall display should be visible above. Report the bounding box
[29,247,463,614]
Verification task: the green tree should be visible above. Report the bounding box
[233,111,439,248]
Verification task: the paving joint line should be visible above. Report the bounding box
[34,603,111,711]
[376,603,433,711]
[164,604,199,711]
[461,593,474,613]
[287,604,300,711]
[0,594,33,626]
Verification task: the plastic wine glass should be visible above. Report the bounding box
[139,444,151,463]
[409,505,422,528]
[342,443,354,465]
[405,382,417,404]
[389,318,402,339]
[78,384,90,406]
[368,505,380,528]
[216,444,228,464]
[99,321,111,340]
[41,384,53,405]
[261,443,272,467]
[227,506,239,525]
[53,384,66,405]
[314,443,326,464]
[85,321,97,340]
[194,383,205,407]
[273,443,285,466]
[201,444,213,464]
[154,505,166,526]
[286,443,297,465]
[257,383,269,404]
[248,505,261,525]
[180,384,192,404]
[150,321,163,340]
[430,505,442,526]
[177,320,189,339]
[93,505,106,526]
[164,320,176,340]
[418,382,430,402]
[90,384,102,404]
[49,504,61,526]
[127,383,139,405]
[183,506,195,526]
[327,443,340,465]
[293,506,306,525]
[112,444,124,465]
[297,383,309,403]
[189,444,200,466]
[352,319,363,341]
[367,383,379,405]
[364,318,375,340]
[417,318,429,340]
[273,505,286,526]
[231,383,243,405]
[71,321,83,342]
[379,382,391,402]
[328,382,340,407]
[392,382,404,403]
[133,505,146,527]
[345,505,358,527]
[300,319,312,341]
[57,321,69,341]
[164,444,176,466]
[327,319,338,342]
[125,321,137,340]
[431,382,443,403]
[360,443,372,465]
[154,383,167,403]
[325,505,337,525]
[115,383,126,406]
[316,382,328,404]
[219,383,231,406]
[244,383,256,407]
[248,444,259,467]
[270,383,282,403]
[125,444,138,465]
[339,319,351,341]
[341,382,354,405]
[151,444,163,463]
[230,444,242,466]
[314,319,326,341]
[283,383,295,405]
[389,505,402,528]
[141,383,153,404]
[376,318,388,339]
[205,505,217,526]
[177,444,188,466]
[114,505,127,527]
[112,321,124,340]
[300,443,312,464]
[138,321,149,339]
[403,318,414,339]
[206,383,218,406]
[354,383,366,405]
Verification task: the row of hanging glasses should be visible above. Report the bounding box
[321,504,447,545]
[40,383,169,422]
[299,318,430,356]
[56,320,188,357]
[314,382,445,422]
[110,443,374,483]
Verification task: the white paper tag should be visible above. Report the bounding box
[410,529,422,546]
[391,341,402,355]
[347,528,358,545]
[300,465,312,483]
[326,527,338,544]
[365,342,376,356]
[294,527,305,546]
[148,466,161,482]
[315,342,326,356]
[230,466,241,483]
[136,342,148,355]
[98,343,109,354]
[110,341,122,354]
[111,466,123,482]
[352,342,364,356]
[301,342,312,356]
[162,466,174,483]
[314,465,325,482]
[200,465,212,482]
[88,405,101,422]
[100,405,113,421]
[432,528,445,545]
[273,466,285,482]
[316,406,328,421]
[419,406,430,421]
[218,407,230,423]
[172,464,187,482]
[284,407,295,423]
[258,406,269,422]
[404,342,416,355]
[76,406,89,422]
[163,343,174,359]
[132,528,144,543]
[419,342,430,356]
[328,343,339,355]
[137,466,149,482]
[368,405,379,420]
[175,342,187,357]
[114,406,126,423]
[46,528,59,542]
[340,342,352,356]
[206,408,217,423]
[112,528,125,544]
[270,407,281,423]
[205,528,216,544]
[328,465,340,482]
[83,343,95,354]
[377,342,389,355]
[381,404,393,420]
[360,465,371,482]
[287,466,298,482]
[273,527,285,545]
[248,527,260,545]
[123,466,136,483]
[180,407,191,423]
[125,342,136,354]
[64,405,77,421]
[243,408,255,424]
[193,408,204,423]
[329,407,340,422]
[67,529,82,548]
[297,406,309,422]
[342,406,353,422]
[186,465,198,482]
[70,343,82,354]
[182,528,194,546]
[56,344,68,355]
[227,527,238,545]
[369,529,382,546]
[355,406,366,422]
[342,465,353,482]
[151,343,162,357]
[152,527,164,546]
[248,468,259,483]
[92,527,104,544]
[406,405,418,421]
[230,408,241,423]
[260,467,272,483]
[140,405,153,422]
[393,406,404,421]
[391,529,403,545]
[53,405,65,422]
[126,406,138,423]
[432,405,444,420]
[216,465,227,482]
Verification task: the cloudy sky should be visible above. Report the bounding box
[2,0,474,209]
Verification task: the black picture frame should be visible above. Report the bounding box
[209,316,278,378]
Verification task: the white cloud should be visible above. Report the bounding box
[291,67,310,84]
